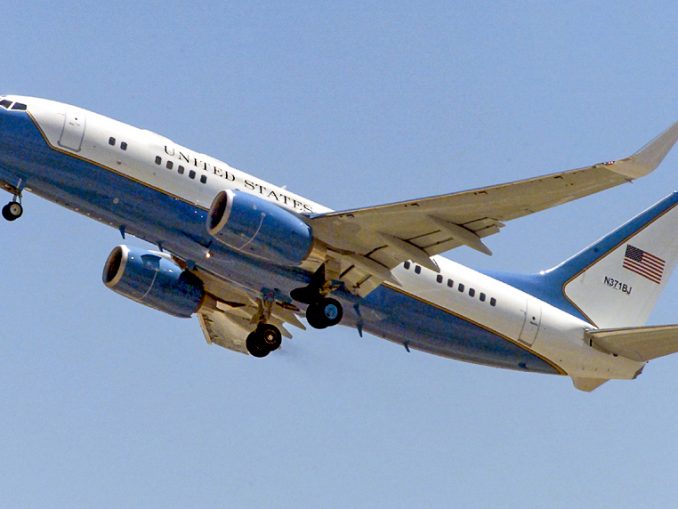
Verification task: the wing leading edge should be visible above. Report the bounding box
[310,122,678,296]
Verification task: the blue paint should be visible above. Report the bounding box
[103,246,204,318]
[486,193,678,321]
[0,107,558,375]
[209,190,313,266]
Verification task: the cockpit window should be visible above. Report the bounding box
[0,99,12,109]
[10,102,27,111]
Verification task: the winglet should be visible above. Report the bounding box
[609,121,678,179]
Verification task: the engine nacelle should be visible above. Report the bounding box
[207,189,314,266]
[103,245,204,318]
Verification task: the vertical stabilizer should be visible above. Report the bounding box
[546,193,678,327]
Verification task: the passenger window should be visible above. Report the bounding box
[10,102,26,111]
[121,142,128,151]
[108,137,116,146]
[154,156,162,165]
[414,265,421,274]
[447,279,453,288]
[166,161,174,170]
[200,175,207,184]
[436,274,443,283]
[480,293,486,302]
[469,288,475,297]
[490,297,497,307]
[189,170,196,179]
[178,165,185,175]
[458,283,465,292]
[404,261,411,270]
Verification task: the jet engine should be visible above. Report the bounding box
[206,189,314,266]
[102,245,204,318]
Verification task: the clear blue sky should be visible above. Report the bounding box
[2,2,678,507]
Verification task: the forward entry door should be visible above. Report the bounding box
[58,109,86,152]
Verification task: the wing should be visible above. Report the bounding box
[310,122,678,296]
[193,268,306,354]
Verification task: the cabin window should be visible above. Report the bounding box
[490,297,497,307]
[436,274,443,283]
[108,137,116,146]
[414,265,421,274]
[189,170,196,179]
[166,161,174,170]
[404,261,411,270]
[178,165,185,175]
[447,279,453,288]
[458,283,465,292]
[480,292,486,302]
[154,156,161,165]
[200,175,207,184]
[469,288,475,297]
[120,142,128,151]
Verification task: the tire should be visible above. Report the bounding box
[246,331,270,358]
[257,323,282,351]
[306,298,343,329]
[319,298,343,327]
[306,302,328,329]
[2,202,22,221]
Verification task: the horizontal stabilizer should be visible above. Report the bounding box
[586,324,678,362]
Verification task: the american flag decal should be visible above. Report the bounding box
[623,245,665,284]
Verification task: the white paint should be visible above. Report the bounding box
[7,95,653,382]
[564,207,678,328]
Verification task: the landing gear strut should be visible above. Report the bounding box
[246,323,282,358]
[2,200,22,221]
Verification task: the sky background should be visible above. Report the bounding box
[1,1,678,507]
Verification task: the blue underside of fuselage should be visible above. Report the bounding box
[0,108,559,375]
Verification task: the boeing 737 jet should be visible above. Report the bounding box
[1,95,678,391]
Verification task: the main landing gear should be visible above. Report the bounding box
[291,264,345,330]
[246,323,283,358]
[305,297,343,329]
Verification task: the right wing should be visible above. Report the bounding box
[309,122,678,296]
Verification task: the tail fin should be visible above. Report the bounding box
[545,193,678,327]
[489,193,678,327]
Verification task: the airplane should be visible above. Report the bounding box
[1,94,678,392]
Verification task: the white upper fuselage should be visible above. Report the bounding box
[6,95,645,381]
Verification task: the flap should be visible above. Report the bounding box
[190,267,306,355]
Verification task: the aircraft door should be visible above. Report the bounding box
[519,297,542,346]
[58,109,86,152]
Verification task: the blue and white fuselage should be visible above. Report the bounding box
[2,95,678,391]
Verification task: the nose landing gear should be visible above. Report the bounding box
[2,180,24,222]
[2,200,23,221]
